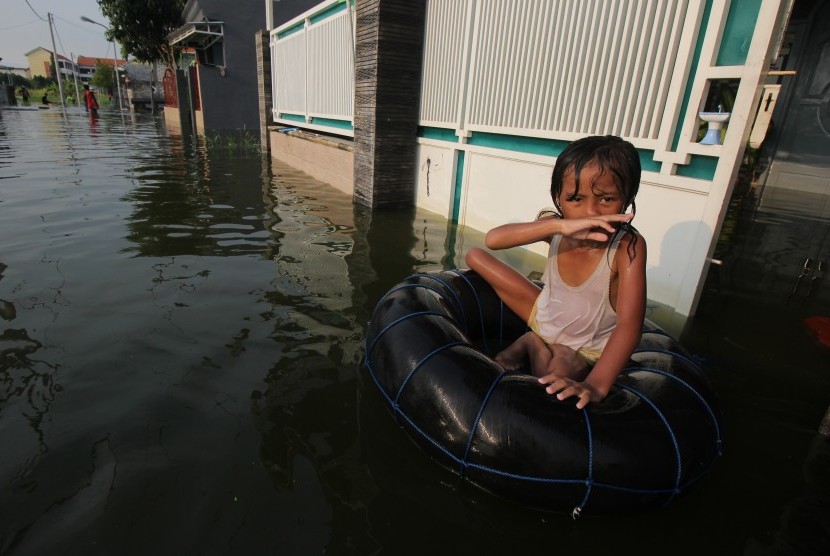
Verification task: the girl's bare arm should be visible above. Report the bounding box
[485,214,633,250]
[583,235,647,397]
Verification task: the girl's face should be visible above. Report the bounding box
[556,162,626,220]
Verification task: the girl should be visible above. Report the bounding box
[465,135,646,409]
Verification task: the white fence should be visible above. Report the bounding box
[419,0,718,169]
[267,0,787,314]
[270,0,355,136]
[421,0,741,174]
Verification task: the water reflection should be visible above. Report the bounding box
[1,107,828,555]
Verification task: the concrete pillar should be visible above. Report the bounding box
[353,0,426,208]
[256,29,273,154]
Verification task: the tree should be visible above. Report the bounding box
[97,0,186,67]
[32,75,53,89]
[91,61,115,91]
[0,73,31,87]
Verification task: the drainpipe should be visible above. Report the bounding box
[184,63,198,136]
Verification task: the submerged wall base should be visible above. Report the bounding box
[269,127,354,196]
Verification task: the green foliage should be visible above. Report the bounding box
[98,0,186,67]
[204,131,262,154]
[0,73,31,87]
[91,62,115,90]
[31,75,53,89]
[40,78,79,103]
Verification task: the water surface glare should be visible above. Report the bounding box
[0,108,827,555]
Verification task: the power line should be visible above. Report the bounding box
[24,0,46,22]
[0,19,40,31]
[53,14,100,34]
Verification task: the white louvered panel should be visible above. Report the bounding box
[419,0,468,126]
[645,0,688,139]
[447,0,694,142]
[565,3,601,131]
[572,1,606,133]
[525,1,555,130]
[609,0,647,136]
[307,13,354,119]
[274,32,306,114]
[586,0,620,134]
[623,1,660,137]
[536,1,569,130]
[626,0,667,137]
[594,0,633,134]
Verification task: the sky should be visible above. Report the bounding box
[0,0,115,68]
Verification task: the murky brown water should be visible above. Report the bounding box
[0,106,827,555]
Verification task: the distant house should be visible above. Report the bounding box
[24,47,73,79]
[23,48,126,85]
[76,55,127,84]
[0,65,30,79]
[164,0,317,133]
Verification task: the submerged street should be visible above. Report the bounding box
[0,106,827,555]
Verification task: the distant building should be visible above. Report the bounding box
[0,65,30,79]
[24,48,126,84]
[164,0,316,132]
[24,47,72,79]
[76,55,127,84]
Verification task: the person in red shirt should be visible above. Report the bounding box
[83,85,99,114]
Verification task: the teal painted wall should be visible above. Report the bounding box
[717,0,762,66]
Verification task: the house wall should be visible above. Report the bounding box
[265,0,792,315]
[412,0,791,316]
[270,130,354,195]
[181,0,263,131]
[26,49,53,78]
[270,0,355,137]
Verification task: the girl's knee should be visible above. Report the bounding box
[465,247,491,270]
[549,344,590,380]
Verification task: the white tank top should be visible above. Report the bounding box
[531,234,621,353]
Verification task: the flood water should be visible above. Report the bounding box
[0,107,827,555]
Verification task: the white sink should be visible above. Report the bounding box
[699,112,731,144]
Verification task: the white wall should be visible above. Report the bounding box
[413,0,792,315]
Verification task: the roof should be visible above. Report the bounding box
[24,47,71,62]
[167,20,224,49]
[24,46,51,56]
[76,56,127,68]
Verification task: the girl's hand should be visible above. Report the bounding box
[538,375,604,409]
[558,214,633,242]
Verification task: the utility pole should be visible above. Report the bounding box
[80,15,124,111]
[150,62,156,115]
[71,53,82,107]
[48,13,66,106]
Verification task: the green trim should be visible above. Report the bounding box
[277,1,353,37]
[636,149,662,173]
[311,117,353,130]
[717,0,761,66]
[418,126,458,142]
[468,132,569,157]
[277,22,304,39]
[674,155,718,180]
[672,0,714,151]
[278,114,353,130]
[421,130,660,172]
[310,0,350,25]
[451,151,465,224]
[279,113,306,123]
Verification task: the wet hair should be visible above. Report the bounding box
[550,135,642,258]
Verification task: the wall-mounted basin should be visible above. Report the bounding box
[699,112,731,145]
